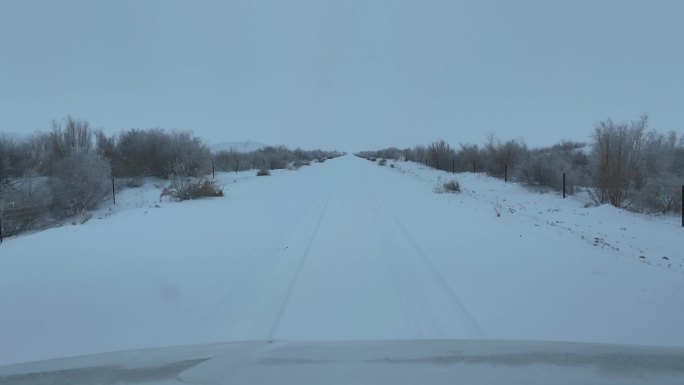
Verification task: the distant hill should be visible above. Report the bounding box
[210,141,267,153]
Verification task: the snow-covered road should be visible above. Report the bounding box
[160,154,487,345]
[1,155,683,365]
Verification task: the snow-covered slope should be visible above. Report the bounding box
[0,155,682,367]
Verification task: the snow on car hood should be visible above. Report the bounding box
[1,339,684,385]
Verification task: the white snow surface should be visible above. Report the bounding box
[0,155,683,366]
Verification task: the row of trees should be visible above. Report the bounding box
[213,146,341,174]
[1,118,113,235]
[357,115,683,214]
[0,117,342,238]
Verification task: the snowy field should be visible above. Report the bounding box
[0,155,683,366]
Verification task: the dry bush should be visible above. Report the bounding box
[427,140,455,171]
[112,129,211,178]
[161,178,223,201]
[434,178,461,193]
[256,169,271,176]
[590,117,646,207]
[483,136,527,177]
[293,159,310,168]
[515,143,589,195]
[124,177,145,188]
[0,186,53,236]
[494,200,502,217]
[632,180,682,214]
[48,152,112,218]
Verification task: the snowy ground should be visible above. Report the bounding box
[0,155,683,366]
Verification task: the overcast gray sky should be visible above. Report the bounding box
[1,0,682,151]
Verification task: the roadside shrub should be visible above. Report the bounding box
[0,182,53,236]
[46,117,93,172]
[358,118,682,215]
[213,150,245,173]
[124,177,145,188]
[112,129,211,178]
[1,120,343,238]
[458,144,480,172]
[517,152,557,189]
[442,179,461,193]
[589,117,646,207]
[632,179,682,214]
[427,140,455,171]
[378,159,387,166]
[0,137,35,180]
[293,159,310,168]
[483,136,527,177]
[434,178,461,193]
[257,168,271,176]
[48,152,112,218]
[214,147,339,173]
[161,178,223,201]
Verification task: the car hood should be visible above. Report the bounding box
[1,339,684,385]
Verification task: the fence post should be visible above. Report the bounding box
[504,165,508,183]
[212,161,215,179]
[472,161,476,173]
[452,159,455,174]
[563,172,566,199]
[0,214,3,244]
[112,178,116,205]
[681,185,683,228]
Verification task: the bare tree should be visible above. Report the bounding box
[484,135,527,177]
[49,152,111,217]
[459,143,479,172]
[49,116,92,160]
[590,115,646,207]
[426,140,454,171]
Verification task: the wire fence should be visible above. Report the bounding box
[0,151,345,243]
[1,162,682,244]
[0,167,250,242]
[0,178,120,242]
[396,157,684,227]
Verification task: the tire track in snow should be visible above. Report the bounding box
[364,171,487,339]
[267,183,336,340]
[361,175,431,337]
[188,180,337,342]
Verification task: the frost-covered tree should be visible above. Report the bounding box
[49,152,111,217]
[590,116,646,207]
